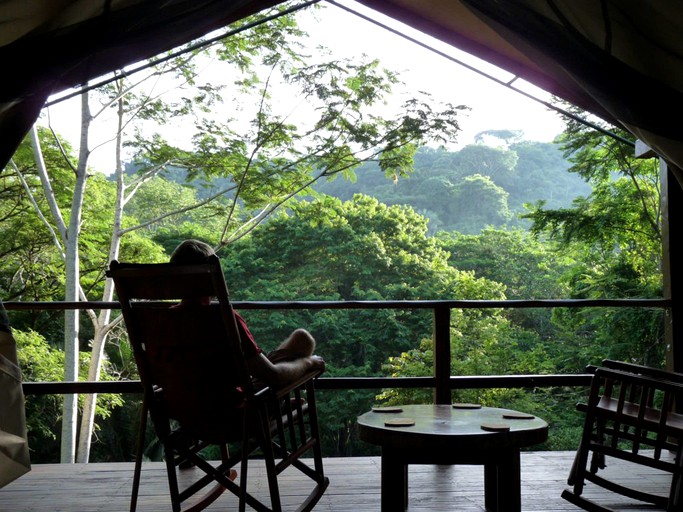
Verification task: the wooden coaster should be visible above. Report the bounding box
[372,406,403,413]
[452,403,482,409]
[503,412,535,420]
[480,423,510,432]
[384,418,415,427]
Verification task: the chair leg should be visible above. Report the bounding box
[561,489,618,512]
[164,441,183,512]
[239,453,249,512]
[239,417,251,512]
[572,438,591,495]
[260,416,283,512]
[130,397,148,512]
[668,445,683,512]
[305,383,325,481]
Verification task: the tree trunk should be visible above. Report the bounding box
[61,241,80,463]
[75,90,125,463]
[60,93,91,463]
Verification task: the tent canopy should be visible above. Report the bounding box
[1,0,682,173]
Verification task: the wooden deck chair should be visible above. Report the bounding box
[107,256,329,512]
[562,363,683,511]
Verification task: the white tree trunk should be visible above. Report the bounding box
[61,238,81,463]
[75,323,108,462]
[75,91,126,463]
[75,241,121,462]
[61,93,91,463]
[28,126,78,463]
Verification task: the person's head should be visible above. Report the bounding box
[170,239,215,265]
[170,240,216,305]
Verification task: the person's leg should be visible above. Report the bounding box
[267,328,315,363]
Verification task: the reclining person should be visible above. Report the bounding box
[169,239,325,389]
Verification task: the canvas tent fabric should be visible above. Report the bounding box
[0,1,682,175]
[0,302,30,487]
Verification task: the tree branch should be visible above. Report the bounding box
[29,125,68,242]
[10,160,66,259]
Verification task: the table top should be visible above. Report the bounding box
[357,404,548,451]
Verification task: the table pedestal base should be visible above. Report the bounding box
[380,447,522,512]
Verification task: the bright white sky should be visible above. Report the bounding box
[43,0,566,173]
[305,1,566,143]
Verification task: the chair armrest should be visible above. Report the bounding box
[273,367,324,400]
[251,367,324,402]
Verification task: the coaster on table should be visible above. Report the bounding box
[503,412,535,420]
[452,403,482,409]
[480,423,510,432]
[384,418,415,427]
[372,406,403,413]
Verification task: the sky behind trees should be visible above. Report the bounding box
[304,1,566,145]
[40,0,566,173]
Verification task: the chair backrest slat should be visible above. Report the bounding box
[107,256,252,442]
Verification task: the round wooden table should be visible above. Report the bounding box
[357,404,548,511]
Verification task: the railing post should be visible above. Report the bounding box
[660,158,683,374]
[433,305,451,404]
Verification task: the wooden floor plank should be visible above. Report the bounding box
[0,452,673,511]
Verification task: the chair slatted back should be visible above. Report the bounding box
[107,257,252,442]
[591,367,683,456]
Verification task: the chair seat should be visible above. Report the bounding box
[596,396,683,436]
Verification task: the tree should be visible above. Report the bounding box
[474,129,523,146]
[436,227,574,340]
[436,228,573,300]
[449,174,513,233]
[450,144,518,188]
[14,327,123,462]
[523,109,664,368]
[12,4,466,462]
[314,142,588,234]
[219,194,507,454]
[508,140,590,212]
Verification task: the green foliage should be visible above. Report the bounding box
[523,111,664,369]
[1,130,71,303]
[121,20,465,247]
[314,142,590,234]
[436,228,572,299]
[14,328,124,462]
[449,174,513,233]
[219,194,519,454]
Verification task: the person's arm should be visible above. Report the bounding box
[247,352,325,389]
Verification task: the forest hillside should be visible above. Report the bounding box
[314,141,591,234]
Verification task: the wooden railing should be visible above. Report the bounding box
[7,298,670,401]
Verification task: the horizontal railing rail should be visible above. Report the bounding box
[4,298,671,310]
[22,374,594,395]
[7,298,668,401]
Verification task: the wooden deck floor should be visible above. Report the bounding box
[0,451,672,511]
